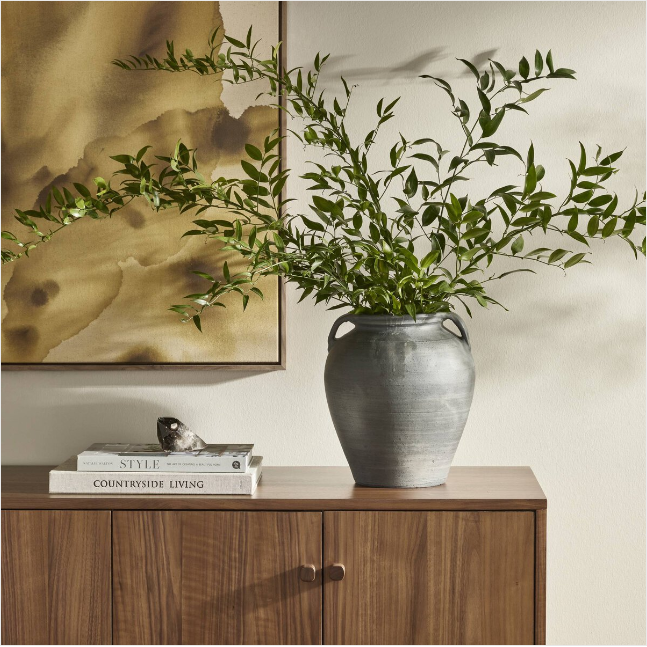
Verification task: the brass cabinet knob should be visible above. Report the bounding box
[329,563,345,581]
[299,564,316,582]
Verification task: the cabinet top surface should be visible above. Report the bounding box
[1,465,546,510]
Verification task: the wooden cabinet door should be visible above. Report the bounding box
[1,510,111,645]
[324,511,535,645]
[113,511,322,645]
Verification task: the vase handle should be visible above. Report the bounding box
[328,314,355,351]
[442,312,471,349]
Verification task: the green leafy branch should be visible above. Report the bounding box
[3,30,645,330]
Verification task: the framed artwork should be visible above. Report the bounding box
[1,1,286,370]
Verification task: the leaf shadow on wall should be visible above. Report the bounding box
[317,48,498,84]
[465,247,645,392]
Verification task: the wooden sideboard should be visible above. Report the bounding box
[1,466,546,645]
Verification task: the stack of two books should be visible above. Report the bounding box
[49,443,262,495]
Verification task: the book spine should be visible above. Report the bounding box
[76,455,249,473]
[49,467,260,495]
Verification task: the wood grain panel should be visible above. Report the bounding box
[324,511,535,645]
[113,511,322,645]
[113,511,182,644]
[535,508,547,644]
[1,510,49,644]
[2,465,547,511]
[1,510,111,645]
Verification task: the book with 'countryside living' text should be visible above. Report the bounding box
[49,456,262,494]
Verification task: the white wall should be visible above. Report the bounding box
[2,2,645,644]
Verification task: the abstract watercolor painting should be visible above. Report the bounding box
[1,1,283,368]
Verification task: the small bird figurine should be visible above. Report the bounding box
[156,417,207,452]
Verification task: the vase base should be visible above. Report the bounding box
[352,477,448,489]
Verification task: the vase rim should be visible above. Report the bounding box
[346,313,449,327]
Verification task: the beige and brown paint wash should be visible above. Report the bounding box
[1,1,281,364]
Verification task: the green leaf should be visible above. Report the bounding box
[312,195,336,212]
[301,215,325,232]
[567,231,589,246]
[110,154,132,164]
[248,226,257,249]
[450,194,463,217]
[223,261,231,282]
[564,252,587,268]
[568,213,579,232]
[578,142,586,174]
[404,168,418,198]
[534,50,543,76]
[519,56,530,79]
[524,165,537,197]
[600,150,623,166]
[477,88,491,114]
[224,35,246,48]
[546,50,554,74]
[461,227,489,240]
[572,190,593,204]
[528,191,557,201]
[241,159,262,181]
[497,268,536,279]
[547,68,576,79]
[587,216,599,236]
[272,175,287,197]
[136,145,151,162]
[192,270,215,281]
[422,204,439,226]
[588,195,612,207]
[265,137,281,153]
[421,250,440,268]
[603,195,618,217]
[462,210,483,224]
[622,214,636,237]
[519,88,549,104]
[192,315,202,332]
[581,166,615,176]
[245,144,263,160]
[457,58,479,79]
[405,304,417,319]
[457,99,470,123]
[511,235,524,255]
[410,153,438,167]
[73,183,91,198]
[448,156,467,171]
[480,109,504,137]
[548,249,568,263]
[601,217,617,238]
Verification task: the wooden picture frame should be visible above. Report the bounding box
[2,2,287,371]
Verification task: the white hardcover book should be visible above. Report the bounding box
[76,443,253,473]
[50,456,262,495]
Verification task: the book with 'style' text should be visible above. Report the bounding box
[50,456,262,494]
[76,442,253,473]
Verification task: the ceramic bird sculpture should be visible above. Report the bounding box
[156,417,207,452]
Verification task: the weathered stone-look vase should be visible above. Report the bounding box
[324,313,475,488]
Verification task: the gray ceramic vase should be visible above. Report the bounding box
[324,313,475,488]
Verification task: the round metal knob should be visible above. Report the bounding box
[299,564,316,582]
[329,563,345,581]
